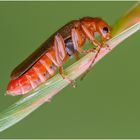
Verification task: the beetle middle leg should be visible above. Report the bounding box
[71,27,99,79]
[72,24,104,80]
[54,33,76,87]
[81,23,102,47]
[71,28,96,54]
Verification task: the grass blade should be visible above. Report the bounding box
[113,2,140,35]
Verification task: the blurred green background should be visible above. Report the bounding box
[0,1,140,138]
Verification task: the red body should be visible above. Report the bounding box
[7,17,111,96]
[7,48,57,95]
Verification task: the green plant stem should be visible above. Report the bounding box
[112,2,140,35]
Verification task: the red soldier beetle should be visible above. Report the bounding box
[7,17,111,96]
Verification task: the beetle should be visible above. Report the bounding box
[7,17,111,96]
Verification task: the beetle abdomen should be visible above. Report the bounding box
[7,49,58,95]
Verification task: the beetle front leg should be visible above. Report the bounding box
[80,46,102,80]
[79,24,106,80]
[104,43,112,51]
[81,24,112,52]
[71,27,102,80]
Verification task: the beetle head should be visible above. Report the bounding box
[80,17,112,43]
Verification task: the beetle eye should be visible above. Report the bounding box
[103,27,108,34]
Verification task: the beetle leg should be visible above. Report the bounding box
[74,51,80,61]
[71,28,96,54]
[81,24,101,47]
[71,27,101,80]
[104,43,112,51]
[54,34,66,66]
[55,33,67,61]
[54,34,76,87]
[80,46,102,80]
[59,66,76,88]
[79,24,109,80]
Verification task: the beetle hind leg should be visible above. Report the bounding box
[54,34,76,88]
[59,66,76,88]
